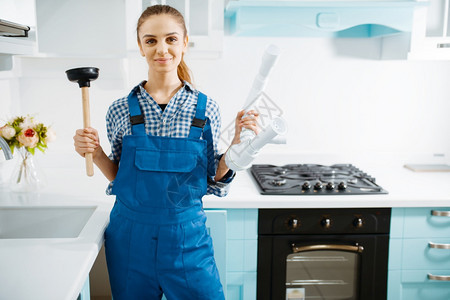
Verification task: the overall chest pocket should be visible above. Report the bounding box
[134,148,206,208]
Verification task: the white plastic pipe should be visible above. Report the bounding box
[244,44,281,110]
[225,117,288,171]
[241,44,283,145]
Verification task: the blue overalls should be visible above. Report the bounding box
[104,85,225,300]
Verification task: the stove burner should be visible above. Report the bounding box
[271,178,287,186]
[273,168,287,175]
[250,164,387,195]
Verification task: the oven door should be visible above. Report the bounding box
[257,235,389,300]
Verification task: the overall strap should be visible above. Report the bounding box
[127,85,146,135]
[203,118,217,178]
[188,92,216,177]
[188,92,207,139]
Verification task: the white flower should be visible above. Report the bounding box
[0,125,16,140]
[19,116,37,130]
[17,128,39,148]
[45,127,56,143]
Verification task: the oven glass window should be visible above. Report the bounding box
[286,250,359,300]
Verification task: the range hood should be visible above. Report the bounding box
[225,1,428,38]
[0,19,30,37]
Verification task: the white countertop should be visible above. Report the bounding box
[1,152,450,299]
[204,153,450,208]
[0,186,113,300]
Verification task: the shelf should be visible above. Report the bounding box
[0,29,36,56]
[225,1,427,38]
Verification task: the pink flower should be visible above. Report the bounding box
[17,128,39,148]
[0,125,16,140]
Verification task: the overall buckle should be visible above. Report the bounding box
[191,118,206,128]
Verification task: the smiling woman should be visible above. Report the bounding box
[72,4,261,300]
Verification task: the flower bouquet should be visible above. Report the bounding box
[0,115,56,192]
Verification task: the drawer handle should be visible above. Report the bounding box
[437,43,450,48]
[431,210,450,217]
[429,242,450,249]
[428,274,450,281]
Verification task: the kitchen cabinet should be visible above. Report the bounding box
[388,207,450,300]
[226,209,258,300]
[35,0,127,58]
[408,0,450,60]
[0,0,37,72]
[126,0,224,58]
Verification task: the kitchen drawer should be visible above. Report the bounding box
[400,270,450,300]
[403,208,450,238]
[401,238,450,269]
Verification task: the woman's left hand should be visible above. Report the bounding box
[231,109,260,145]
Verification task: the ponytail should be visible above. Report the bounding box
[177,55,192,84]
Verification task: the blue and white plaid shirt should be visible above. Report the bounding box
[105,81,234,197]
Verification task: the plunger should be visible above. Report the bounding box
[65,67,99,177]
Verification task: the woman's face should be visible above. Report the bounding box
[138,14,188,76]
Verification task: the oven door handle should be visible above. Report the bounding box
[292,244,364,253]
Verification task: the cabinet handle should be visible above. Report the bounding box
[437,43,450,48]
[429,242,450,249]
[431,210,450,217]
[428,274,450,281]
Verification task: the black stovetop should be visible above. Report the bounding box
[250,164,388,195]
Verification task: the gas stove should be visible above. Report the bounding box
[250,164,388,195]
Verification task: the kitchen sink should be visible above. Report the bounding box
[0,206,96,239]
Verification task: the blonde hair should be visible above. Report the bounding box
[137,5,192,84]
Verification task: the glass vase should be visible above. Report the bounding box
[9,147,46,192]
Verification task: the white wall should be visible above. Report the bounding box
[188,37,450,158]
[3,36,450,168]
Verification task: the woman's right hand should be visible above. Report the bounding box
[73,127,101,159]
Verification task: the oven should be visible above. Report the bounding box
[257,208,391,300]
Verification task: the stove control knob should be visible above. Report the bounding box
[326,182,335,190]
[314,182,323,190]
[338,181,347,190]
[288,218,300,230]
[353,218,363,228]
[321,218,331,229]
[302,181,311,190]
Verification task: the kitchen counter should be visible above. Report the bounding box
[0,188,113,300]
[1,152,450,299]
[204,153,450,208]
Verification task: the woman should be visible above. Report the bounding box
[73,5,259,300]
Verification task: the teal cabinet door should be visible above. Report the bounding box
[226,209,258,300]
[205,209,228,298]
[388,207,450,300]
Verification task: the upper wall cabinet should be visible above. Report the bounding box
[224,0,426,38]
[408,0,450,60]
[0,0,37,71]
[127,0,224,58]
[36,0,127,57]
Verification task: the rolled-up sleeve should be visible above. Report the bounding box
[105,96,129,195]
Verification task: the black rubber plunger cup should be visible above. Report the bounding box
[65,67,99,177]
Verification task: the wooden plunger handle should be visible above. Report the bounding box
[81,87,94,177]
